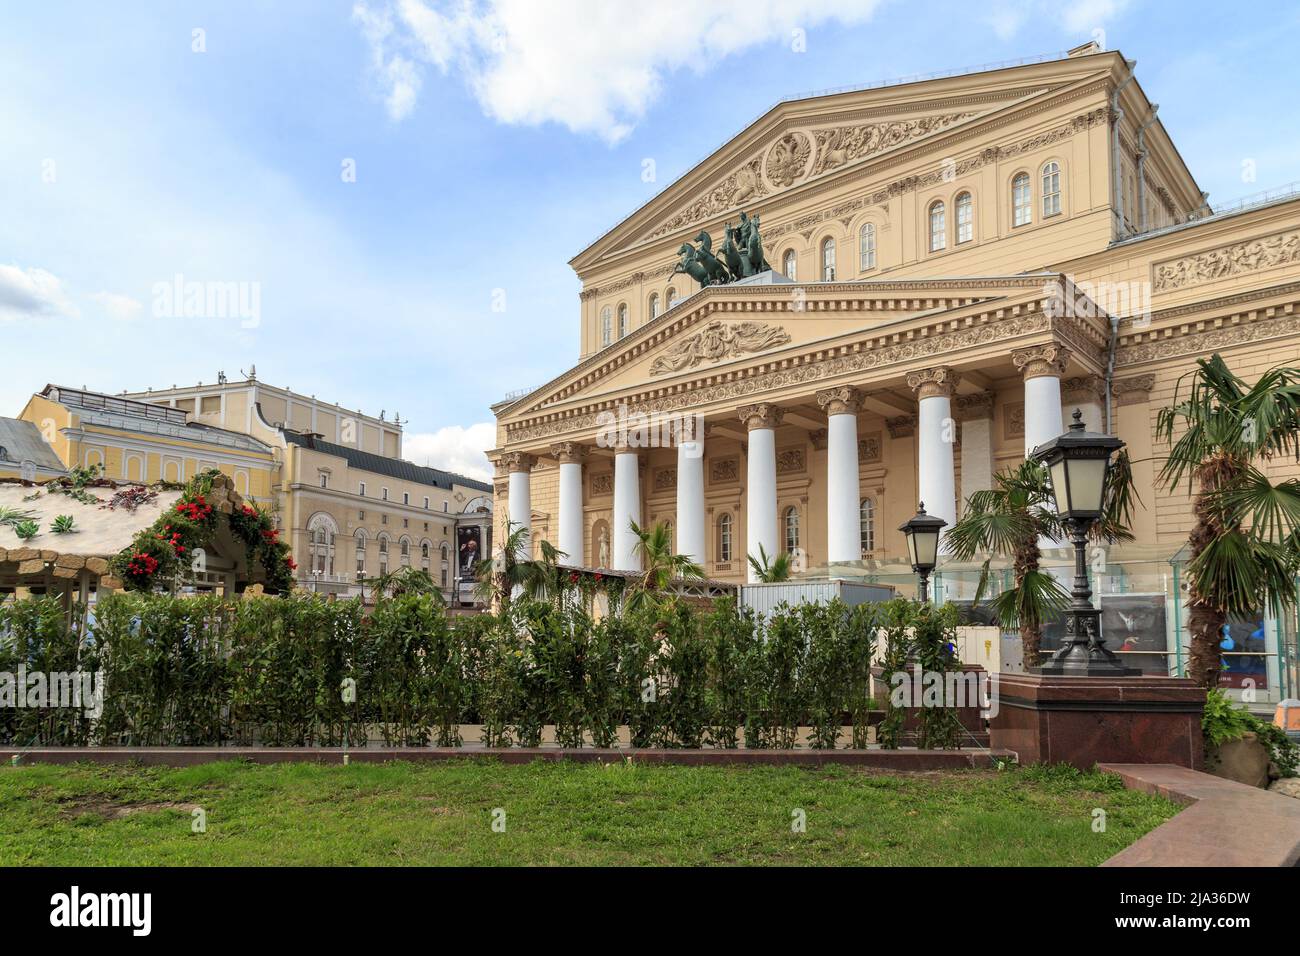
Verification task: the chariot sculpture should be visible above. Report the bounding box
[672,209,774,289]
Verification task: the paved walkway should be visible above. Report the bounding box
[1100,763,1300,866]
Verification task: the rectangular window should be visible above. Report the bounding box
[423,497,430,509]
[358,510,365,520]
[358,482,366,497]
[442,501,449,513]
[382,488,389,501]
[403,492,410,505]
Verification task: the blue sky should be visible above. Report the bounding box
[3,0,1298,479]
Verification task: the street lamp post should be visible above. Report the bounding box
[899,502,947,603]
[1031,409,1139,677]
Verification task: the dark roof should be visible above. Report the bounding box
[283,430,491,492]
[0,417,66,472]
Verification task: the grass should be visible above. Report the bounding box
[0,759,1177,866]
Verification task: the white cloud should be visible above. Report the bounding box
[354,0,884,142]
[90,291,143,321]
[403,421,495,481]
[0,263,79,321]
[983,0,1131,43]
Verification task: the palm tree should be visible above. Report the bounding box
[520,538,570,605]
[624,520,704,612]
[360,565,444,602]
[1156,354,1300,690]
[473,519,532,611]
[747,543,793,583]
[945,451,1137,668]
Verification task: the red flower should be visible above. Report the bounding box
[594,572,603,581]
[569,572,579,584]
[285,556,297,570]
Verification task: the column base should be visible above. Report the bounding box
[989,673,1205,770]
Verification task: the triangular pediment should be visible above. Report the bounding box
[570,52,1119,270]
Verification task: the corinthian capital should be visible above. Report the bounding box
[550,442,588,464]
[1012,344,1071,380]
[816,386,864,417]
[500,451,537,473]
[906,366,961,400]
[738,403,784,431]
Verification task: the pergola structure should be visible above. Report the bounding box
[0,475,272,602]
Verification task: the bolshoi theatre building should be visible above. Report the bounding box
[490,44,1300,697]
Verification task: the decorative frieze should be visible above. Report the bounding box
[815,385,864,416]
[1012,343,1071,380]
[738,403,785,431]
[858,432,883,463]
[1152,228,1300,293]
[1061,375,1107,406]
[776,447,806,474]
[809,428,828,451]
[1111,374,1156,407]
[907,366,961,400]
[955,391,995,421]
[1004,402,1026,441]
[886,415,917,439]
[710,458,739,483]
[649,320,792,376]
[590,473,613,496]
[653,467,677,492]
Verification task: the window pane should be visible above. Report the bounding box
[956,193,973,244]
[1013,174,1031,226]
[859,223,875,270]
[929,202,946,252]
[822,239,836,280]
[1042,162,1061,217]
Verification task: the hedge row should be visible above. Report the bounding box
[0,593,964,749]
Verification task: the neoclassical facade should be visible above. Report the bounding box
[491,44,1300,607]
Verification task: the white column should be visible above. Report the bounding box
[675,421,706,566]
[957,393,995,512]
[1014,345,1071,457]
[552,442,587,566]
[740,403,782,581]
[817,386,863,565]
[908,367,960,538]
[612,449,642,572]
[503,452,536,559]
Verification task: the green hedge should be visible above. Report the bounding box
[0,592,964,749]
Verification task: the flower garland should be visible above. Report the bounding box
[111,473,295,594]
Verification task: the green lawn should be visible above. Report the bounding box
[0,759,1176,866]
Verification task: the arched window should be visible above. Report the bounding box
[928,200,946,252]
[666,286,679,309]
[858,223,876,271]
[1012,172,1032,227]
[600,306,612,347]
[420,541,431,570]
[1041,161,1062,218]
[955,192,973,244]
[617,303,628,338]
[717,513,733,562]
[400,537,411,566]
[308,513,338,575]
[782,248,798,280]
[377,533,389,572]
[354,529,367,576]
[648,293,660,320]
[860,499,876,553]
[783,507,800,553]
[821,237,836,281]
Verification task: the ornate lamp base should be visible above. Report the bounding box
[1036,607,1140,677]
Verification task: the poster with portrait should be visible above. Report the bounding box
[456,526,481,581]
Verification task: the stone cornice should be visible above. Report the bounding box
[502,274,1092,420]
[1061,375,1107,404]
[502,305,1085,448]
[1116,290,1300,368]
[1112,374,1155,406]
